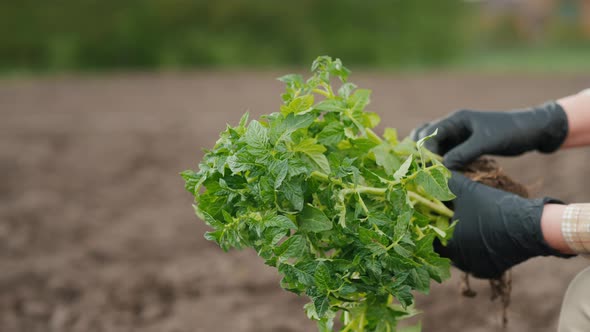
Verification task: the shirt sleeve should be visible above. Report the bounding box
[562,203,590,257]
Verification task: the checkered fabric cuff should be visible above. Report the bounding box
[562,204,590,255]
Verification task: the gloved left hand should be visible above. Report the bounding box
[438,172,573,279]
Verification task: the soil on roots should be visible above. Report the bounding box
[462,157,526,328]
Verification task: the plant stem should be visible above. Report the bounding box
[408,191,454,218]
[342,186,386,196]
[310,170,454,218]
[310,171,344,186]
[366,128,383,145]
[312,88,331,98]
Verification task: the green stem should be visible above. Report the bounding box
[357,193,370,215]
[324,83,335,98]
[359,311,366,332]
[312,88,330,98]
[341,322,354,332]
[310,170,454,218]
[408,191,454,218]
[341,186,386,196]
[310,171,344,186]
[366,128,383,145]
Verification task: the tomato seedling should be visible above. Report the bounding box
[182,56,456,332]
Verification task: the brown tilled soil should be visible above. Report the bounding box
[1,72,589,332]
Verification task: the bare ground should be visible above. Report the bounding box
[1,71,589,332]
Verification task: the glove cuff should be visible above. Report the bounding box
[530,197,576,259]
[533,101,569,153]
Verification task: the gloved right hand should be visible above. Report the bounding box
[411,101,569,170]
[437,172,572,279]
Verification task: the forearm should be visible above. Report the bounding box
[542,203,590,255]
[557,90,590,148]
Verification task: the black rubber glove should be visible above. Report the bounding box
[437,172,572,279]
[411,102,568,170]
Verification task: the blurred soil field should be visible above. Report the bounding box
[1,71,589,332]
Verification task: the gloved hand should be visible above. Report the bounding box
[411,102,569,170]
[437,172,572,279]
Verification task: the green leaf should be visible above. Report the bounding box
[180,170,203,194]
[314,262,332,291]
[292,260,317,285]
[270,159,289,188]
[393,155,412,181]
[314,99,347,113]
[393,244,412,258]
[409,268,431,293]
[275,235,307,259]
[298,205,333,233]
[362,111,381,128]
[292,138,331,174]
[393,285,414,308]
[416,128,437,151]
[338,82,357,98]
[348,89,371,113]
[283,177,304,211]
[238,112,250,128]
[317,122,345,146]
[313,295,331,317]
[414,167,455,201]
[281,95,315,114]
[394,210,412,242]
[284,112,315,131]
[278,73,304,87]
[383,128,399,145]
[266,215,297,230]
[244,120,269,151]
[372,143,400,176]
[317,316,335,332]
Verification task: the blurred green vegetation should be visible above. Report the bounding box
[1,0,589,73]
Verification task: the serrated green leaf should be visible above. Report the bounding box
[393,285,414,308]
[372,143,400,176]
[394,155,413,181]
[414,168,455,201]
[244,120,269,151]
[278,73,304,87]
[292,138,331,174]
[394,210,412,242]
[270,159,289,188]
[317,122,345,146]
[298,205,333,233]
[362,111,380,128]
[409,268,431,293]
[383,128,398,145]
[281,94,315,115]
[348,89,371,113]
[282,177,304,211]
[275,235,307,259]
[314,99,347,113]
[314,262,332,291]
[313,295,331,317]
[267,215,297,230]
[338,82,357,98]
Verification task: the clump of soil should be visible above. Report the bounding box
[460,157,528,328]
[463,157,529,198]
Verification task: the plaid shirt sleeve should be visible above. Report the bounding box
[562,204,590,255]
